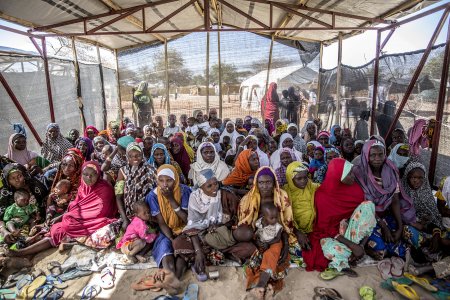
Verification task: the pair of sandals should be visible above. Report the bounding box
[15,275,64,300]
[319,268,358,281]
[377,257,404,280]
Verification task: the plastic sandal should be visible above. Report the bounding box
[191,266,208,282]
[58,268,92,282]
[359,286,376,300]
[99,267,115,290]
[182,283,199,300]
[319,268,342,281]
[46,275,68,289]
[47,261,62,276]
[377,259,393,280]
[404,273,438,292]
[15,274,33,294]
[45,288,64,300]
[17,275,46,300]
[341,268,358,278]
[131,274,162,292]
[80,285,101,300]
[391,282,419,300]
[31,284,53,300]
[313,287,343,300]
[0,288,16,300]
[390,257,405,277]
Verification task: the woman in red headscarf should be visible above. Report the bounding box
[261,82,279,124]
[7,161,118,256]
[169,137,192,179]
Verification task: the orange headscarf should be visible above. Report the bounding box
[222,149,256,186]
[156,164,185,235]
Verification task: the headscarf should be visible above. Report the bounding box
[436,177,450,207]
[408,119,428,157]
[329,125,341,145]
[270,133,302,169]
[117,136,135,149]
[301,120,317,142]
[41,123,73,163]
[219,121,239,148]
[84,126,99,139]
[302,158,367,272]
[148,143,171,167]
[183,169,222,232]
[387,143,410,170]
[369,135,386,146]
[354,140,364,147]
[283,161,319,234]
[156,164,185,235]
[190,142,230,186]
[317,131,330,139]
[222,149,256,186]
[274,119,288,136]
[287,123,307,154]
[6,133,38,166]
[243,116,252,132]
[238,166,296,244]
[75,137,94,161]
[402,162,443,229]
[251,118,262,128]
[12,123,27,137]
[275,147,296,187]
[173,132,195,162]
[354,140,415,224]
[108,121,121,144]
[170,137,191,179]
[98,129,109,137]
[122,143,156,217]
[265,119,275,136]
[246,135,270,167]
[93,136,109,147]
[51,151,84,192]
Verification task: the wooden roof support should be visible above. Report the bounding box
[217,0,269,29]
[271,2,332,28]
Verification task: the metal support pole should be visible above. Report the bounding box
[96,44,107,129]
[206,32,210,112]
[0,72,43,145]
[218,31,223,119]
[336,32,342,126]
[371,30,381,135]
[72,37,86,129]
[165,39,171,114]
[385,8,450,141]
[429,18,450,185]
[42,37,55,123]
[263,34,275,122]
[114,49,123,122]
[314,42,323,119]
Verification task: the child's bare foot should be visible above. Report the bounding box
[135,255,147,263]
[58,242,75,252]
[154,269,182,295]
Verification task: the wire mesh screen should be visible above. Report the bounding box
[0,55,50,152]
[103,67,120,125]
[117,31,319,125]
[318,43,450,185]
[79,63,104,130]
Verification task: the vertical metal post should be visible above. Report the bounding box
[206,32,210,112]
[218,31,223,119]
[336,32,342,126]
[429,17,450,185]
[371,30,381,135]
[263,34,275,122]
[72,37,86,129]
[96,44,107,129]
[165,39,171,114]
[114,49,123,122]
[314,42,323,119]
[42,37,55,123]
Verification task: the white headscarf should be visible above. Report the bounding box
[189,142,230,186]
[270,133,303,169]
[219,121,239,148]
[387,143,409,170]
[246,135,270,167]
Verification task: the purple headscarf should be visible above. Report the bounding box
[354,140,416,224]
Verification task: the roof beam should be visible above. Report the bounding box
[274,0,306,36]
[217,0,269,29]
[145,0,196,32]
[86,7,141,34]
[271,2,332,29]
[96,0,165,42]
[211,0,223,27]
[31,0,180,32]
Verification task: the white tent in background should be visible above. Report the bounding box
[239,65,318,111]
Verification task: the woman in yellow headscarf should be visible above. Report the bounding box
[283,161,320,250]
[146,164,191,279]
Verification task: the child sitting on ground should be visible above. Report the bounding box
[4,189,40,236]
[255,202,283,253]
[116,201,157,263]
[46,179,72,225]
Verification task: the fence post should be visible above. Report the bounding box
[42,37,55,123]
[335,32,342,126]
[263,34,275,122]
[165,39,171,115]
[370,30,381,135]
[114,49,123,123]
[71,37,86,130]
[218,31,223,119]
[96,44,107,129]
[206,32,210,112]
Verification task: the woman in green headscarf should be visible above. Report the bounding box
[283,161,320,250]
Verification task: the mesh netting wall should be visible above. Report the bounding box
[318,43,450,185]
[0,54,119,154]
[117,31,318,124]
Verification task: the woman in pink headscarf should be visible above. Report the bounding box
[261,82,279,124]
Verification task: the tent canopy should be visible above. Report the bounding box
[0,0,437,50]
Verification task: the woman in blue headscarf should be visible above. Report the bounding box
[329,125,342,147]
[148,143,185,183]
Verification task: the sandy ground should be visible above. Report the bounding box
[6,247,435,300]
